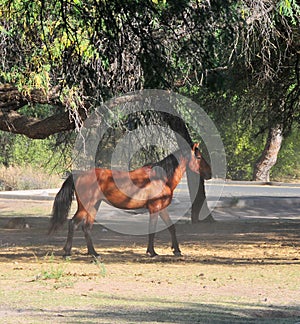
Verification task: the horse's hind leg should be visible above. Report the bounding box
[63,217,82,257]
[63,206,87,257]
[82,222,99,257]
[146,213,159,257]
[82,200,101,257]
[159,209,181,256]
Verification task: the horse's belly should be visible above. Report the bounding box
[103,193,148,210]
[107,184,172,210]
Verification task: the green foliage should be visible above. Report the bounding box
[7,135,70,174]
[0,132,15,166]
[193,87,300,181]
[214,118,300,182]
[271,128,300,181]
[91,256,107,277]
[0,0,101,106]
[0,112,299,183]
[0,130,71,190]
[40,264,66,281]
[224,127,264,181]
[0,0,242,102]
[277,0,300,24]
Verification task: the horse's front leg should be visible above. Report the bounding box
[159,209,181,256]
[147,212,159,257]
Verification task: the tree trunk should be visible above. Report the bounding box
[159,112,213,222]
[253,125,283,182]
[186,168,213,223]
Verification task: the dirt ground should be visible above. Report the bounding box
[0,199,300,323]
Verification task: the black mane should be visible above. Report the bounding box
[146,150,183,179]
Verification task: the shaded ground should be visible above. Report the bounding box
[0,199,300,323]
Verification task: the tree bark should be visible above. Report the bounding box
[187,168,213,223]
[0,84,61,110]
[253,125,283,182]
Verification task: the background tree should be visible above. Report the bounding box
[192,0,300,182]
[0,1,299,188]
[241,0,300,181]
[0,0,239,135]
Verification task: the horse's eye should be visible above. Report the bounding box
[194,151,201,160]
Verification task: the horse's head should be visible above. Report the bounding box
[188,143,212,180]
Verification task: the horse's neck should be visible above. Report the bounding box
[168,155,188,190]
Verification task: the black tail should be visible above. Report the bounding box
[49,174,75,234]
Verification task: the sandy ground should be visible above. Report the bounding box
[0,199,300,323]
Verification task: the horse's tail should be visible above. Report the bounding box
[49,174,75,234]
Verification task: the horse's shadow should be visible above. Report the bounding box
[1,216,300,266]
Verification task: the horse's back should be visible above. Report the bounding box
[74,166,174,212]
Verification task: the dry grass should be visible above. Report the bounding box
[0,165,61,190]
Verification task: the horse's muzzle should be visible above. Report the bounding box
[202,171,212,180]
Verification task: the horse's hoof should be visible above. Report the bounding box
[146,251,158,258]
[173,251,182,257]
[91,254,101,260]
[63,254,71,260]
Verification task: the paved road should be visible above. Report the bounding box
[96,179,300,234]
[0,178,299,203]
[0,179,299,235]
[175,178,300,207]
[213,181,300,199]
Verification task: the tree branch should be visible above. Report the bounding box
[0,109,86,139]
[0,84,87,138]
[0,84,61,111]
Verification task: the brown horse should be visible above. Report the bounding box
[49,143,211,257]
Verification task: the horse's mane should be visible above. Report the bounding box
[146,150,184,179]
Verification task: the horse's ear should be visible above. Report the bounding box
[192,143,199,151]
[192,143,201,159]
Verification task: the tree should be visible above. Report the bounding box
[234,0,300,181]
[0,0,299,197]
[2,0,236,221]
[0,0,237,137]
[196,0,300,181]
[253,125,283,182]
[0,85,83,138]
